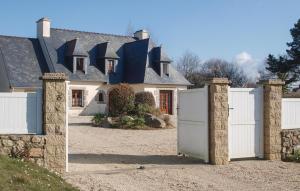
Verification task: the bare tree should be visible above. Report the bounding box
[176,52,249,88]
[176,51,204,88]
[176,51,201,76]
[125,21,135,36]
[200,59,249,87]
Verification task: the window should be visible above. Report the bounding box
[72,90,83,107]
[162,63,169,76]
[108,60,115,73]
[76,57,85,72]
[98,92,104,102]
[95,91,106,103]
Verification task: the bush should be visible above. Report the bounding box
[92,113,106,126]
[132,104,152,117]
[120,115,134,127]
[108,84,135,116]
[119,115,145,129]
[162,115,171,126]
[150,107,162,117]
[293,149,300,162]
[135,92,155,107]
[132,117,145,128]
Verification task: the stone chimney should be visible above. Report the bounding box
[134,29,149,40]
[36,17,51,38]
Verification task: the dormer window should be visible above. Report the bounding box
[76,57,85,72]
[108,60,115,73]
[65,38,88,74]
[96,42,119,75]
[72,56,87,74]
[152,46,172,78]
[163,63,169,76]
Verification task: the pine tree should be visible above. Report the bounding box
[266,19,300,90]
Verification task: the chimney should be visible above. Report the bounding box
[134,29,149,40]
[36,17,51,38]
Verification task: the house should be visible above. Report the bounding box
[0,17,190,122]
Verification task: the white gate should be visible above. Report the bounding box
[228,87,263,159]
[177,86,209,162]
[0,90,42,134]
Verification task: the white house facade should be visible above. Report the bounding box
[0,18,190,122]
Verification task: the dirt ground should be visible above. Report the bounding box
[64,120,300,191]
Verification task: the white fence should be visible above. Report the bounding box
[0,90,42,134]
[282,98,300,129]
[177,86,209,162]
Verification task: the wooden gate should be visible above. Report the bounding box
[228,87,263,159]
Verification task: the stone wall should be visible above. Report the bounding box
[281,129,300,160]
[0,135,46,166]
[0,73,67,173]
[208,78,229,165]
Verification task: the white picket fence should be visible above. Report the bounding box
[282,98,300,129]
[0,90,42,134]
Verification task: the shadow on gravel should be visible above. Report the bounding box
[69,154,206,165]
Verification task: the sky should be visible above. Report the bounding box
[0,0,299,78]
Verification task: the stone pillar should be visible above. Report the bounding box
[208,78,229,165]
[41,73,67,173]
[259,79,284,160]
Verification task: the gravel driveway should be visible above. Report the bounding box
[64,120,300,191]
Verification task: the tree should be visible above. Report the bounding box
[125,21,135,36]
[200,59,248,87]
[176,51,204,88]
[176,52,249,88]
[266,19,300,90]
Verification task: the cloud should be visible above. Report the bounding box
[233,52,263,81]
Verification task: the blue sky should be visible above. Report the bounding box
[0,0,299,69]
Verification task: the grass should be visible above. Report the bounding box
[0,155,78,191]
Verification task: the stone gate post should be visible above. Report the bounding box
[259,79,284,160]
[41,73,67,173]
[208,78,229,165]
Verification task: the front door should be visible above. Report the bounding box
[159,90,173,114]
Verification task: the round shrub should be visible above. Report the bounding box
[108,84,135,116]
[134,92,155,107]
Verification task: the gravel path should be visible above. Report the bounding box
[64,124,300,191]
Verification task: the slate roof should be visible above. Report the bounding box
[0,27,190,89]
[124,39,149,83]
[152,46,172,62]
[0,35,48,89]
[97,42,120,59]
[66,38,88,57]
[42,28,135,83]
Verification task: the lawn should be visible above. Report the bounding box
[0,156,78,191]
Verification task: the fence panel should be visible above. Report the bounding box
[282,98,300,129]
[0,90,42,134]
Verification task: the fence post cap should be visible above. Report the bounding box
[40,73,68,80]
[258,79,285,85]
[206,78,230,84]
